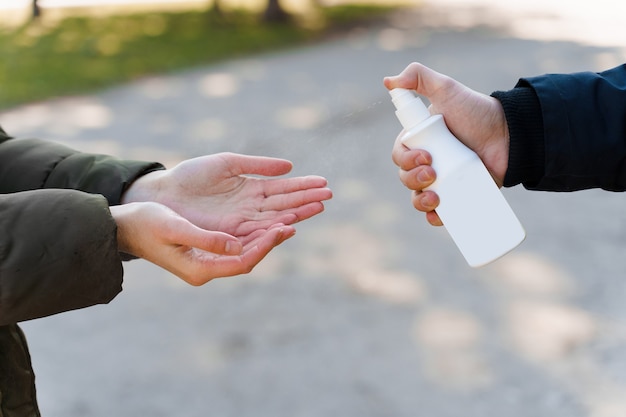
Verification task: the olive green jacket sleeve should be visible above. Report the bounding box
[0,128,164,324]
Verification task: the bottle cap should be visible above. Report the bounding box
[389,88,430,129]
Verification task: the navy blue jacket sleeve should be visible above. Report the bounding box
[492,64,626,191]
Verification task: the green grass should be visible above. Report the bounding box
[0,5,396,109]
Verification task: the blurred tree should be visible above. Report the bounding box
[32,0,41,19]
[208,0,223,16]
[205,0,291,23]
[262,0,291,23]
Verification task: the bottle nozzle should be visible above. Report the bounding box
[389,88,416,107]
[389,88,431,130]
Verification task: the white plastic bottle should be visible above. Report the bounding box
[389,88,525,267]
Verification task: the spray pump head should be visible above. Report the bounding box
[389,88,431,130]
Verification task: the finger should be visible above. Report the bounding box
[262,175,329,196]
[177,225,296,285]
[392,133,434,170]
[261,187,332,212]
[225,153,293,177]
[235,199,326,235]
[426,211,444,227]
[383,62,448,97]
[244,223,295,247]
[395,149,433,174]
[239,225,296,264]
[169,221,242,256]
[412,190,440,213]
[281,201,326,224]
[234,226,273,246]
[211,225,296,279]
[232,221,295,246]
[384,62,429,91]
[399,165,436,191]
[410,190,443,226]
[391,134,410,167]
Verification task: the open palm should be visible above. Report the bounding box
[122,153,332,242]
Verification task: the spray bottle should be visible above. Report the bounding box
[389,88,525,267]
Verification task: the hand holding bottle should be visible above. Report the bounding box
[385,63,524,267]
[384,62,510,226]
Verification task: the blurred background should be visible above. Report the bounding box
[2,0,626,416]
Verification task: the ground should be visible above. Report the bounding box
[3,1,626,416]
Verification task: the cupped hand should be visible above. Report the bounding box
[111,202,295,285]
[122,153,332,244]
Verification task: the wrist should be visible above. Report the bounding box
[120,170,165,205]
[487,97,510,187]
[110,204,140,256]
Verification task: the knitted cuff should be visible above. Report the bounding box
[491,83,545,188]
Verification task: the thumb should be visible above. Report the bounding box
[383,62,443,97]
[170,220,243,255]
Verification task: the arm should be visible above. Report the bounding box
[0,130,167,324]
[0,188,292,324]
[0,130,167,323]
[385,63,626,225]
[0,189,122,325]
[497,64,626,191]
[0,133,163,203]
[0,130,331,322]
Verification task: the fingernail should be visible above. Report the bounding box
[417,170,431,182]
[416,153,429,165]
[225,240,242,255]
[420,194,435,210]
[277,227,295,244]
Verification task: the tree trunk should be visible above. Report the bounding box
[211,0,222,16]
[262,0,290,23]
[32,0,41,19]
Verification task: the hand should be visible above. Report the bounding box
[121,152,332,245]
[384,62,510,226]
[111,202,294,285]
